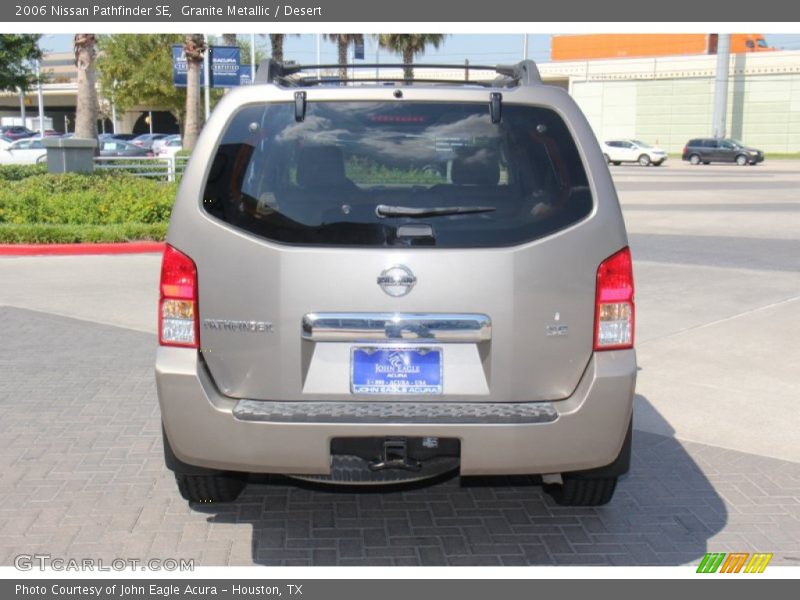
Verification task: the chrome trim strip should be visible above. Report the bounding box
[302,312,492,343]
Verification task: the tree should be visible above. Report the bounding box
[269,34,285,64]
[0,34,42,93]
[222,34,237,47]
[182,34,205,152]
[378,34,446,81]
[97,34,187,131]
[73,34,98,139]
[324,34,364,80]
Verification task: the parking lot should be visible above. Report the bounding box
[0,160,798,566]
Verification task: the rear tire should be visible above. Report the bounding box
[546,477,618,506]
[174,472,247,503]
[163,424,247,503]
[689,154,701,165]
[544,417,631,506]
[612,161,621,166]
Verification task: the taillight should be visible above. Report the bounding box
[159,244,199,348]
[682,146,687,155]
[594,247,635,351]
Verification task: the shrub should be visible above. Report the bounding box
[0,163,48,182]
[0,171,177,226]
[0,223,168,243]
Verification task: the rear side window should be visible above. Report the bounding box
[201,101,592,247]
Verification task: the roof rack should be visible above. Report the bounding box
[253,60,542,88]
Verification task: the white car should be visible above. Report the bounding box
[0,137,47,165]
[152,134,181,155]
[602,139,667,167]
[156,136,183,158]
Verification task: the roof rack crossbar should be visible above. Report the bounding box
[288,77,501,87]
[253,59,542,88]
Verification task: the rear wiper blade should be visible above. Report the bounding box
[375,204,496,218]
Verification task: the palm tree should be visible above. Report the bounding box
[269,34,285,64]
[183,34,205,152]
[73,34,98,139]
[378,34,446,82]
[323,34,364,80]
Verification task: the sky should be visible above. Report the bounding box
[39,33,800,64]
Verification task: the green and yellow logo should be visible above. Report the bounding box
[696,552,773,573]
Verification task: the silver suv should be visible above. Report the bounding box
[156,60,636,506]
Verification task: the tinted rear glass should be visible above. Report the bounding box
[201,101,592,247]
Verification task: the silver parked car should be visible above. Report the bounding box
[156,60,636,506]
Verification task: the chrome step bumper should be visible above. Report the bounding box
[233,398,557,424]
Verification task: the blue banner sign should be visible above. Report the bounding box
[239,65,253,86]
[172,45,242,88]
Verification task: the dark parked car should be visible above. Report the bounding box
[682,138,764,166]
[0,126,36,141]
[99,133,137,142]
[98,139,152,157]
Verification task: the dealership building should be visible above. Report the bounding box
[2,49,799,153]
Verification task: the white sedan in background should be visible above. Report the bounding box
[602,139,668,167]
[0,137,47,165]
[155,136,183,158]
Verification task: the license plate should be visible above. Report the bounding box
[351,347,442,395]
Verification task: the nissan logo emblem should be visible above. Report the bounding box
[377,265,417,297]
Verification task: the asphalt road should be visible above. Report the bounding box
[0,160,798,566]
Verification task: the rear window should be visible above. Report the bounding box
[201,101,592,247]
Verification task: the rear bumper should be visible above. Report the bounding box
[156,349,636,476]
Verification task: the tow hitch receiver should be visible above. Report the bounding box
[369,439,422,472]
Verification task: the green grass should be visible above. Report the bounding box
[0,223,168,244]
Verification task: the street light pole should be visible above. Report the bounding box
[18,88,26,123]
[35,59,45,137]
[203,33,211,121]
[712,34,731,139]
[111,79,118,134]
[523,34,529,60]
[250,33,256,82]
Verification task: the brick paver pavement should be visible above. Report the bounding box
[1,307,798,566]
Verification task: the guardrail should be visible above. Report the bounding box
[93,155,188,182]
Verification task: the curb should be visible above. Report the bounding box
[0,242,166,256]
